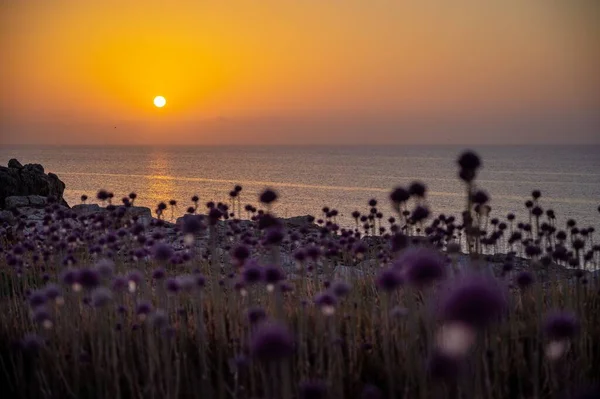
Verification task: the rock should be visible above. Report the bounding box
[280,215,314,228]
[71,204,103,215]
[27,195,47,207]
[5,196,30,209]
[8,159,23,169]
[0,159,67,209]
[0,210,16,224]
[333,265,365,280]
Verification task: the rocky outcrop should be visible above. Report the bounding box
[0,159,68,209]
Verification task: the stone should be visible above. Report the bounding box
[7,159,23,169]
[27,195,47,207]
[0,159,67,209]
[0,210,16,224]
[5,196,30,209]
[71,204,103,215]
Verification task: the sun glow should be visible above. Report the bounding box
[153,96,166,108]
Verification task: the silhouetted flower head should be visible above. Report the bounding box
[232,244,250,263]
[411,205,430,223]
[152,268,166,280]
[242,261,263,284]
[332,281,351,297]
[299,380,328,399]
[91,287,113,307]
[390,232,409,252]
[259,189,278,205]
[265,227,284,245]
[182,215,205,235]
[438,274,507,329]
[78,268,100,290]
[471,190,489,205]
[264,265,285,285]
[153,243,174,262]
[166,277,180,293]
[544,311,579,340]
[249,321,294,362]
[314,291,337,315]
[246,306,267,324]
[409,181,427,198]
[515,271,535,290]
[376,268,403,292]
[95,258,115,279]
[399,248,446,288]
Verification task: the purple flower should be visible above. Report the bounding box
[232,244,250,263]
[95,258,115,279]
[409,181,427,198]
[259,189,278,204]
[242,261,263,284]
[265,227,284,245]
[165,277,180,293]
[246,306,267,325]
[111,276,128,292]
[79,268,100,290]
[376,268,403,292]
[399,248,446,288]
[28,290,47,308]
[249,321,294,362]
[152,267,166,280]
[332,281,351,297]
[91,287,113,307]
[299,380,328,399]
[515,271,535,290]
[153,243,174,262]
[264,265,285,285]
[182,215,205,235]
[314,291,337,315]
[136,301,153,318]
[438,274,507,329]
[543,311,579,340]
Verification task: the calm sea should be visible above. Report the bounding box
[1,145,599,230]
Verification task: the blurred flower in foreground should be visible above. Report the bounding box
[249,321,294,362]
[435,274,507,356]
[543,310,579,361]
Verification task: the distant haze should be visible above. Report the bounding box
[1,1,599,145]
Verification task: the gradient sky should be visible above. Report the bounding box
[1,1,598,145]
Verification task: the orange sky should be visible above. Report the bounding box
[1,1,598,145]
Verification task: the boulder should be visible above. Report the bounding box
[0,159,68,209]
[5,196,30,209]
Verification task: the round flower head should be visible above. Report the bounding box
[153,243,174,262]
[136,301,153,320]
[182,215,205,235]
[332,281,351,297]
[314,291,337,315]
[32,307,53,329]
[249,321,294,362]
[457,150,481,171]
[437,274,507,329]
[28,290,47,308]
[259,189,278,205]
[264,265,285,286]
[242,261,263,285]
[515,271,535,290]
[543,311,579,341]
[399,247,446,288]
[409,181,427,198]
[376,268,403,292]
[165,277,181,293]
[95,258,115,279]
[246,306,267,325]
[299,380,328,399]
[78,268,100,290]
[91,287,113,308]
[231,244,250,264]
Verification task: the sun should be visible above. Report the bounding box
[153,96,166,108]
